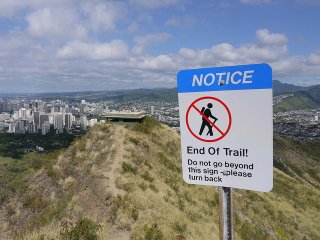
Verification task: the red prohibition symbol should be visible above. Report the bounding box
[186,96,232,142]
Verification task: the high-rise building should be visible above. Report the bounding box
[80,115,88,129]
[34,111,40,126]
[8,122,16,133]
[0,100,9,113]
[80,103,85,114]
[39,114,49,128]
[51,106,59,113]
[19,108,27,119]
[315,115,319,122]
[64,113,73,130]
[17,119,27,134]
[53,113,64,132]
[151,106,154,115]
[28,124,38,134]
[42,121,50,135]
[26,109,32,119]
[12,111,19,120]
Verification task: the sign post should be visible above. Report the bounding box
[176,63,273,239]
[219,187,233,240]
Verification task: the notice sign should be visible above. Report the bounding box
[177,63,273,192]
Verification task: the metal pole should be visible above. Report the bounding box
[219,187,234,240]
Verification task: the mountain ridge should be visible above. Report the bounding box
[0,118,319,239]
[1,79,319,99]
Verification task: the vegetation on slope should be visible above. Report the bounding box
[0,131,84,159]
[0,117,319,240]
[273,134,320,186]
[274,92,319,113]
[272,80,306,96]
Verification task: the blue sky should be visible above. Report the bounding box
[0,0,319,93]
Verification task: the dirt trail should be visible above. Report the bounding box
[73,124,130,240]
[103,125,127,196]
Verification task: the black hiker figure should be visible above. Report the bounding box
[199,103,218,136]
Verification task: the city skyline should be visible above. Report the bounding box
[0,0,320,93]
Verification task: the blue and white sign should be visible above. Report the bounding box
[177,63,273,192]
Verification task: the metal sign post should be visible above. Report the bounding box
[219,187,233,240]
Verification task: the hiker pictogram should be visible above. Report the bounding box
[186,96,232,142]
[199,103,218,136]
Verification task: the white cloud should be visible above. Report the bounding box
[1,17,320,92]
[134,33,171,46]
[26,7,86,40]
[127,29,319,86]
[256,28,288,46]
[57,40,128,60]
[0,32,33,56]
[133,33,171,55]
[0,0,74,18]
[22,0,126,45]
[173,29,288,68]
[137,55,177,70]
[81,1,126,32]
[307,52,320,65]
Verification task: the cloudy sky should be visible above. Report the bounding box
[0,0,319,93]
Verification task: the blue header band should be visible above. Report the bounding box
[177,63,272,93]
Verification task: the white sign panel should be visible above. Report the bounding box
[177,63,273,192]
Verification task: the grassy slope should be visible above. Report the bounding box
[274,92,319,113]
[0,119,319,240]
[274,134,320,185]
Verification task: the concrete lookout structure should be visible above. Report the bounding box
[101,111,146,122]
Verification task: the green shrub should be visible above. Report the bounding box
[149,184,158,192]
[164,177,180,193]
[131,207,139,221]
[138,182,147,191]
[177,197,185,211]
[132,116,161,134]
[173,222,187,235]
[128,137,139,145]
[165,140,179,156]
[23,192,49,211]
[37,235,46,240]
[144,224,164,240]
[158,152,180,172]
[276,226,288,240]
[141,171,154,182]
[237,220,268,240]
[59,218,101,240]
[122,162,137,175]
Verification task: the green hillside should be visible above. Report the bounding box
[306,85,320,103]
[274,91,319,113]
[0,119,319,240]
[272,80,306,96]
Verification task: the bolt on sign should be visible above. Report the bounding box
[177,63,273,192]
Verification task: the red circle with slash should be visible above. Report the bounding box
[186,96,232,142]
